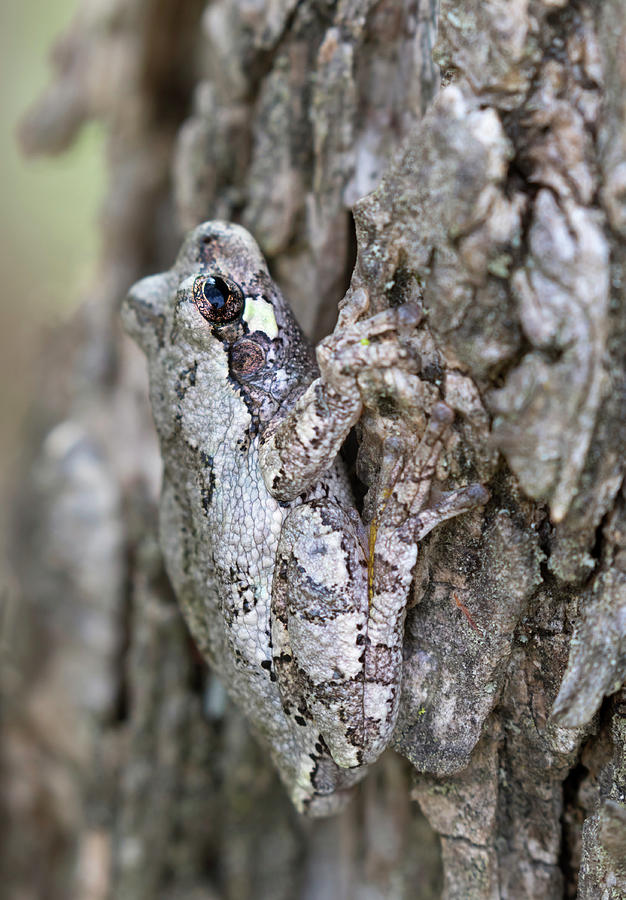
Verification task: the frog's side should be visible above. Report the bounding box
[122,221,488,815]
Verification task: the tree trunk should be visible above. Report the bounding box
[3,1,625,898]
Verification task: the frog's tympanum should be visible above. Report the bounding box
[122,221,488,815]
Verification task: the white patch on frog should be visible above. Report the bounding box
[290,614,363,682]
[244,294,278,339]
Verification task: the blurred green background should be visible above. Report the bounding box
[0,0,105,503]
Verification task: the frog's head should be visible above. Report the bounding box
[122,221,317,423]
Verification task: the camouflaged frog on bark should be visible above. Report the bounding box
[122,221,488,815]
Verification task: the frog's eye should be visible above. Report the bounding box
[192,275,244,325]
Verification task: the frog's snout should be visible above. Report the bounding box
[121,273,171,354]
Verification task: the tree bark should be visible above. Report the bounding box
[3,1,625,898]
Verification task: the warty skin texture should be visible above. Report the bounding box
[122,221,487,815]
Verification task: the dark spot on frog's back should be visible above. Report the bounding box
[199,451,216,514]
[175,362,198,400]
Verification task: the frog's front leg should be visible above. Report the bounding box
[259,298,422,499]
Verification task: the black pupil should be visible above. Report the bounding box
[203,278,229,308]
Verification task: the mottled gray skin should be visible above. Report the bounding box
[122,221,487,815]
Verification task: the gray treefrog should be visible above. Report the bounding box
[122,221,488,815]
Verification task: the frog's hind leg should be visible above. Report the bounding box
[272,499,377,770]
[271,407,489,779]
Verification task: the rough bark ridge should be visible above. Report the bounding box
[3,1,625,898]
